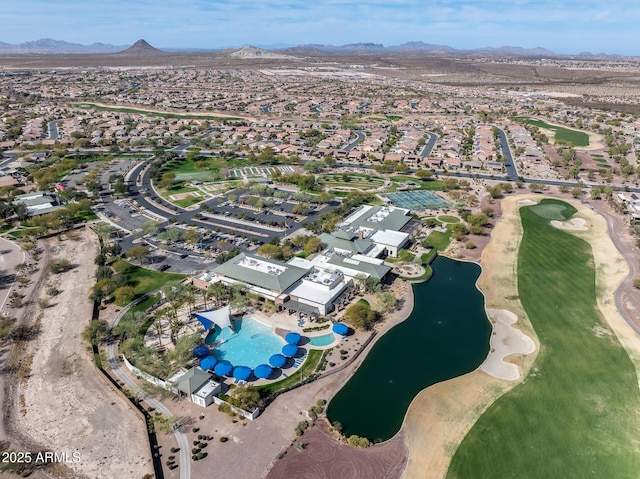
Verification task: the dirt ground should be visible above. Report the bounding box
[267,420,407,479]
[8,229,153,479]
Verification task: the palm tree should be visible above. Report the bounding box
[169,318,184,344]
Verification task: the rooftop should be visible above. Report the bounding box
[214,252,307,292]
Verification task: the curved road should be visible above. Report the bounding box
[598,205,640,335]
[106,299,191,479]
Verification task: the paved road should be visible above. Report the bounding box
[419,132,439,157]
[343,130,365,152]
[597,204,640,335]
[107,301,191,479]
[48,120,59,140]
[495,127,519,180]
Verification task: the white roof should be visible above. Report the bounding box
[287,277,349,306]
[371,229,410,248]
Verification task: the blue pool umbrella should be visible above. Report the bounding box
[199,355,218,370]
[192,345,210,358]
[214,360,233,376]
[254,364,272,379]
[282,344,298,357]
[285,332,302,345]
[332,323,349,336]
[269,354,287,368]
[233,366,252,381]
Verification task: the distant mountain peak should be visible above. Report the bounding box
[115,39,165,56]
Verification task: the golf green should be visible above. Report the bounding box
[447,199,640,478]
[327,256,491,442]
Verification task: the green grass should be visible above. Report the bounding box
[425,228,452,251]
[437,215,460,223]
[72,103,242,121]
[447,199,640,479]
[129,293,162,314]
[390,176,445,191]
[114,260,187,303]
[329,190,350,197]
[256,349,323,394]
[512,117,590,147]
[160,157,246,182]
[318,173,385,189]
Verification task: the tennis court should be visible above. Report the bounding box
[387,190,448,210]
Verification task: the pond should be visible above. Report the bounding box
[326,256,491,442]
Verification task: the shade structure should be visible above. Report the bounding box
[192,345,210,358]
[214,360,233,376]
[199,355,218,370]
[332,323,349,336]
[254,364,272,379]
[285,332,302,345]
[193,305,231,331]
[269,354,287,368]
[233,366,252,381]
[282,344,299,357]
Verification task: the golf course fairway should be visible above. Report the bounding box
[447,198,640,478]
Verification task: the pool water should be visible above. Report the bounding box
[308,332,336,347]
[205,317,284,369]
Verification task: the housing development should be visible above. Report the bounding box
[1,37,640,479]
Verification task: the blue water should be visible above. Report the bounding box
[205,317,284,369]
[327,256,491,441]
[309,332,336,347]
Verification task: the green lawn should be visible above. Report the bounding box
[390,176,445,191]
[72,103,242,121]
[256,349,323,394]
[160,157,245,182]
[318,173,385,189]
[447,199,640,478]
[437,215,460,224]
[114,260,187,302]
[425,228,452,251]
[512,117,589,147]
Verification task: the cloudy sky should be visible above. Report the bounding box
[3,0,638,55]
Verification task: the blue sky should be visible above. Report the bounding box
[2,0,638,55]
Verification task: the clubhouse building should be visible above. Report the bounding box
[198,205,415,317]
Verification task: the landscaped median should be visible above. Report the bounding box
[447,198,640,478]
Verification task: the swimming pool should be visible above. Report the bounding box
[205,317,284,369]
[308,332,337,347]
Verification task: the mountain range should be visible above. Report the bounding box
[0,38,620,58]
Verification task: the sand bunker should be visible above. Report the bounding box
[550,217,588,231]
[518,199,537,205]
[480,309,536,381]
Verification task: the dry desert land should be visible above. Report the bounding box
[6,229,153,479]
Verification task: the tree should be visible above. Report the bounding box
[114,286,136,305]
[126,245,150,263]
[304,237,322,255]
[344,302,378,330]
[303,160,324,174]
[228,385,262,411]
[257,244,282,259]
[183,229,199,244]
[486,185,503,199]
[529,183,543,193]
[49,259,71,274]
[376,291,397,312]
[82,319,109,345]
[158,172,176,190]
[415,169,433,180]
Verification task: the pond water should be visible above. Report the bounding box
[326,256,491,442]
